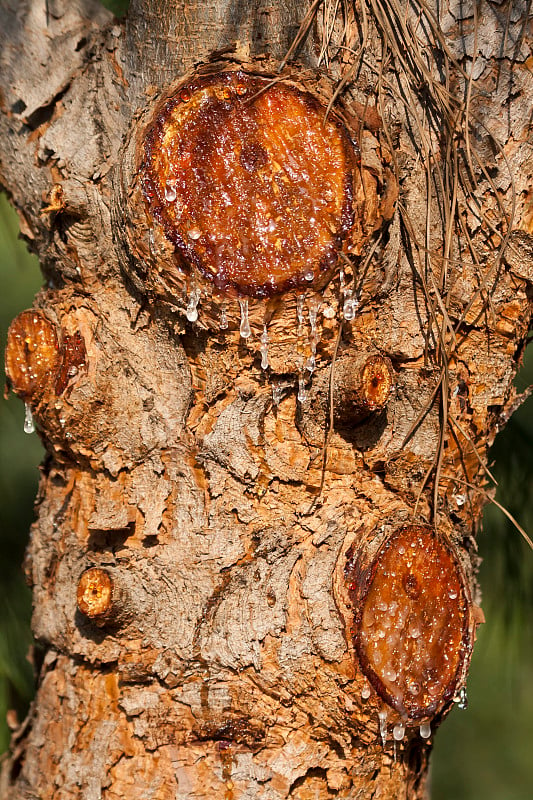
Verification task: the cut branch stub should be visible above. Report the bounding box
[77,568,114,621]
[5,309,87,438]
[5,311,60,404]
[138,69,359,299]
[298,349,394,444]
[76,566,133,628]
[346,524,474,722]
[76,566,154,631]
[334,353,394,424]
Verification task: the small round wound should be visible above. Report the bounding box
[5,311,60,403]
[77,568,114,619]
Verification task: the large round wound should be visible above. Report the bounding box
[350,525,473,720]
[140,71,357,298]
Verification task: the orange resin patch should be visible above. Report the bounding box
[5,310,60,403]
[140,71,357,298]
[347,525,472,720]
[360,356,393,411]
[77,568,113,619]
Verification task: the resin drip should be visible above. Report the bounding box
[272,381,284,406]
[343,289,358,321]
[378,710,388,749]
[260,325,269,370]
[220,303,228,330]
[306,298,320,375]
[186,283,201,322]
[296,294,305,328]
[419,722,431,739]
[239,299,251,339]
[393,722,405,741]
[23,402,35,435]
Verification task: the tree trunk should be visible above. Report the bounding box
[1,1,531,798]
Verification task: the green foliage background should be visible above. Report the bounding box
[0,0,531,794]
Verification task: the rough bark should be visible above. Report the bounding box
[1,1,532,798]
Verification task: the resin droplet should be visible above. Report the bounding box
[361,684,371,700]
[220,304,228,330]
[260,325,269,370]
[297,373,307,403]
[186,283,201,322]
[454,686,468,710]
[164,182,177,202]
[378,710,388,749]
[393,722,405,741]
[272,382,283,406]
[343,290,358,321]
[23,402,35,435]
[419,722,431,739]
[239,299,251,339]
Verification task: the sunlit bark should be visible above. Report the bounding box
[1,1,531,797]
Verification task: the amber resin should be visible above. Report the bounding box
[5,310,60,403]
[54,332,86,395]
[140,70,358,299]
[346,525,473,721]
[77,568,114,620]
[360,356,393,411]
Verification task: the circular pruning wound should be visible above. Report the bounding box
[77,568,114,619]
[140,70,358,298]
[5,311,60,403]
[348,525,473,720]
[360,356,393,411]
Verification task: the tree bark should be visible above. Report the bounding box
[1,1,532,798]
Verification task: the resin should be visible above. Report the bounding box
[346,525,473,720]
[140,70,357,299]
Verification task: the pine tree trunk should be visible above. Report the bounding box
[1,1,531,798]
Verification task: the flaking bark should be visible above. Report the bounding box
[1,1,532,798]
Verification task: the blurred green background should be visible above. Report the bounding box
[1,0,532,794]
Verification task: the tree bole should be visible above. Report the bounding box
[1,1,532,798]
